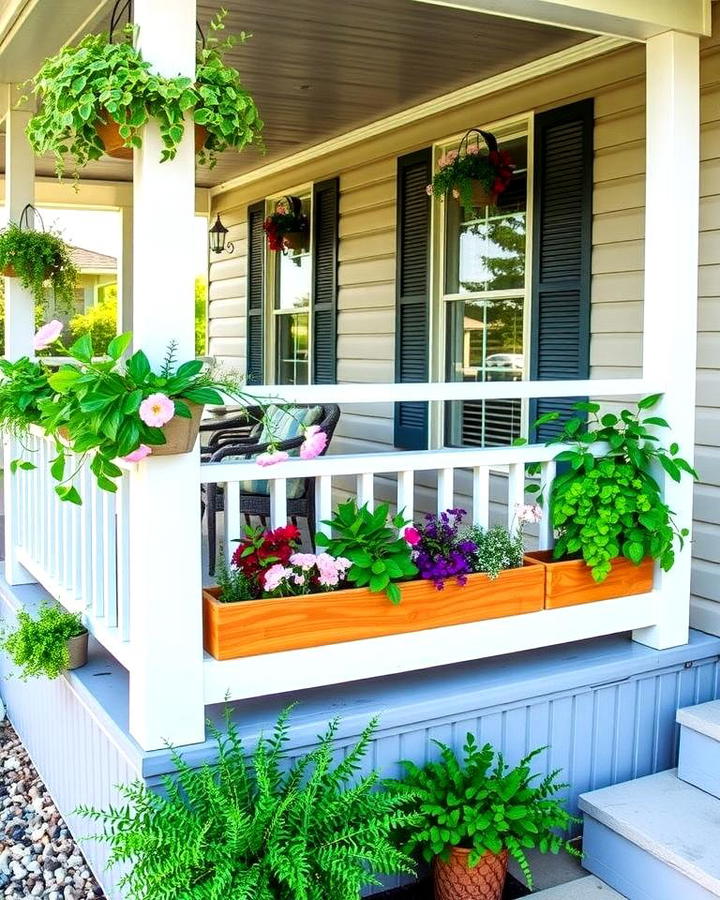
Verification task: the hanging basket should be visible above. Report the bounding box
[443,127,512,212]
[433,847,508,900]
[96,110,209,160]
[453,180,498,209]
[1,205,57,280]
[283,230,309,253]
[151,401,204,456]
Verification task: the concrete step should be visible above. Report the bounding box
[529,875,625,898]
[677,701,720,799]
[579,769,720,899]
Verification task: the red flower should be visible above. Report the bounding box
[231,523,302,580]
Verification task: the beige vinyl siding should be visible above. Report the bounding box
[207,211,247,368]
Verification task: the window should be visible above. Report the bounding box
[441,134,529,447]
[271,194,312,385]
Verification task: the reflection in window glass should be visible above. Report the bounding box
[274,194,311,384]
[276,312,309,386]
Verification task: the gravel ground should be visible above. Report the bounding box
[0,717,105,899]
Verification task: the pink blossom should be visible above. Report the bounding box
[33,320,64,351]
[516,503,543,525]
[466,144,480,155]
[425,184,433,196]
[451,188,460,200]
[123,444,152,463]
[334,556,352,575]
[263,564,291,592]
[257,449,290,467]
[139,393,175,428]
[446,149,459,163]
[289,552,317,570]
[299,425,327,460]
[404,526,421,546]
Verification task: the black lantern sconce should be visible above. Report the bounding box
[208,214,234,255]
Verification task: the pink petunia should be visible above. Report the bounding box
[404,526,421,546]
[257,449,290,467]
[139,393,175,428]
[123,444,152,463]
[33,320,64,351]
[299,425,327,460]
[289,552,317,570]
[264,564,291,592]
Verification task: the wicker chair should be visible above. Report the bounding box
[204,404,340,575]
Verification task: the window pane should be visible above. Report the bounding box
[276,250,311,311]
[276,313,309,385]
[444,297,524,447]
[445,136,527,295]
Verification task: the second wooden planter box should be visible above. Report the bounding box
[524,550,654,609]
[203,563,545,660]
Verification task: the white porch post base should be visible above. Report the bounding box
[127,0,204,750]
[632,31,700,651]
[4,89,37,586]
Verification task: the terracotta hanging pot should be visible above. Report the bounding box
[67,630,89,671]
[283,230,310,253]
[95,110,209,160]
[433,847,508,900]
[151,401,204,456]
[452,180,498,210]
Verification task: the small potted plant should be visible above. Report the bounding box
[430,128,514,216]
[79,708,417,898]
[525,396,697,607]
[1,605,88,679]
[0,217,78,312]
[390,733,578,900]
[263,196,310,254]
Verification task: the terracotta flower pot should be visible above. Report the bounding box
[151,401,204,456]
[67,630,88,671]
[433,847,508,900]
[453,180,498,209]
[283,230,309,253]
[95,110,209,160]
[1,261,58,280]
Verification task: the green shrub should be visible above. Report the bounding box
[79,709,417,900]
[1,605,86,680]
[69,295,117,355]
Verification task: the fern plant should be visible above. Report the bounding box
[1,605,86,680]
[389,734,578,890]
[78,709,418,900]
[0,222,78,312]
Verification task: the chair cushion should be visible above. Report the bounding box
[238,405,323,499]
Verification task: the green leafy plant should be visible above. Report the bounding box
[25,13,262,179]
[78,708,418,900]
[389,734,578,889]
[531,397,697,582]
[1,605,86,680]
[464,523,524,580]
[215,553,257,603]
[69,294,118,356]
[430,129,514,216]
[0,356,54,438]
[0,222,78,312]
[315,500,418,604]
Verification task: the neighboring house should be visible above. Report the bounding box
[0,2,719,898]
[66,245,117,316]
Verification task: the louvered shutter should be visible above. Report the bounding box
[530,99,593,440]
[394,149,432,450]
[246,201,265,384]
[312,178,339,384]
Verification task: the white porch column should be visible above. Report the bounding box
[3,86,37,586]
[632,32,700,651]
[127,0,204,750]
[117,205,133,336]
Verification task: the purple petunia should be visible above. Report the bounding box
[412,509,477,590]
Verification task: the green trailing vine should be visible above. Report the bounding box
[78,708,418,900]
[1,605,86,680]
[529,396,697,582]
[389,734,578,890]
[0,222,78,312]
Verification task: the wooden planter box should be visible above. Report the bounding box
[203,563,545,660]
[524,550,654,609]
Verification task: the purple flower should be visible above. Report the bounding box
[412,509,476,590]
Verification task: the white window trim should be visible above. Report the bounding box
[429,113,534,451]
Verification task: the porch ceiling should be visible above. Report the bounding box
[0,0,589,189]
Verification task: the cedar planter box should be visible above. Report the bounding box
[203,563,545,661]
[524,550,654,609]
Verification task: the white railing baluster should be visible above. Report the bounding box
[315,475,332,539]
[357,472,374,510]
[437,468,454,514]
[269,478,287,529]
[79,464,92,609]
[61,489,72,589]
[397,470,414,525]
[40,440,50,572]
[116,478,131,641]
[102,491,118,627]
[222,481,242,566]
[506,462,526,531]
[538,460,556,549]
[472,466,490,529]
[90,479,104,618]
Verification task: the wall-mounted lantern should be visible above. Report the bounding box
[208,214,234,255]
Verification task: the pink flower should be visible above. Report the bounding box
[425,184,433,196]
[446,149,458,163]
[257,449,290,467]
[263,564,291,592]
[516,503,543,525]
[123,444,152,463]
[451,188,460,200]
[404,526,421,546]
[33,320,63,351]
[466,144,480,155]
[139,393,175,428]
[299,425,327,460]
[289,552,318,570]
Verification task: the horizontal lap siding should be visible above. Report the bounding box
[208,210,247,369]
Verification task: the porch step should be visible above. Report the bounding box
[529,876,624,898]
[579,769,720,899]
[677,701,720,798]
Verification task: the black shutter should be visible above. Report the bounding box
[530,99,593,441]
[394,148,432,450]
[246,201,265,384]
[312,178,339,384]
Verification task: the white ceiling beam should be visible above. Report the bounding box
[413,0,712,40]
